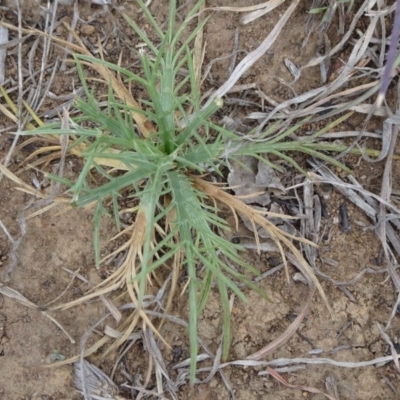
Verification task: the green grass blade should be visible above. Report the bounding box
[75,54,149,87]
[267,117,310,145]
[218,279,231,361]
[134,0,165,40]
[73,164,156,207]
[93,201,107,267]
[176,98,223,146]
[138,168,170,304]
[302,111,353,142]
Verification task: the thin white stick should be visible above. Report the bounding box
[204,0,300,107]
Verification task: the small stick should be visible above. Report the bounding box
[339,204,351,233]
[319,195,329,219]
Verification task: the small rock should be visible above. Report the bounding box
[81,25,96,36]
[55,24,65,35]
[293,272,308,285]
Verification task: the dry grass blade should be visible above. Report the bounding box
[302,0,373,71]
[0,86,37,131]
[1,0,25,183]
[1,210,27,280]
[0,25,8,84]
[50,210,169,356]
[61,267,121,323]
[241,0,286,25]
[377,323,400,372]
[191,175,331,315]
[164,255,181,304]
[207,0,286,25]
[0,20,154,137]
[60,0,79,71]
[222,353,400,369]
[208,0,285,13]
[61,22,155,137]
[325,376,340,400]
[266,367,338,400]
[0,161,71,206]
[385,292,400,332]
[204,0,300,106]
[238,240,316,361]
[0,283,75,343]
[376,82,400,294]
[74,359,128,400]
[48,298,157,369]
[247,285,315,361]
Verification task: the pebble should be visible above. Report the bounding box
[81,25,96,36]
[55,24,65,35]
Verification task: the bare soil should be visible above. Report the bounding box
[0,1,399,399]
